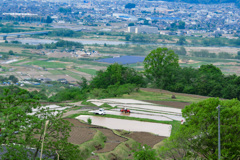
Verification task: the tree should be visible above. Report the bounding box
[90,63,146,89]
[125,3,136,9]
[178,21,185,29]
[0,88,80,159]
[8,50,14,55]
[173,47,187,55]
[8,75,18,83]
[125,34,131,41]
[235,51,240,59]
[160,98,240,159]
[128,23,134,26]
[46,16,53,23]
[177,36,186,45]
[144,47,179,88]
[143,20,149,25]
[218,52,232,59]
[36,44,43,49]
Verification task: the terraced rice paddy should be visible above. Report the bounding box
[76,115,172,137]
[87,99,183,121]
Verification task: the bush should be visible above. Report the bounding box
[87,117,92,125]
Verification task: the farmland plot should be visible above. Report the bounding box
[87,98,183,126]
[76,115,172,137]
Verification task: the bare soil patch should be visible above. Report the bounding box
[64,119,97,144]
[64,118,166,154]
[143,100,190,109]
[185,46,240,54]
[96,128,127,153]
[68,127,96,145]
[125,132,166,147]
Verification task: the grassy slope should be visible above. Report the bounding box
[120,90,206,103]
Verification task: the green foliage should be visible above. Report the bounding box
[8,50,14,55]
[133,144,158,160]
[45,40,84,49]
[170,21,185,30]
[144,47,240,100]
[159,98,240,159]
[177,36,186,45]
[218,52,232,59]
[144,47,179,88]
[78,130,106,159]
[49,87,87,102]
[48,29,83,37]
[90,63,146,89]
[130,34,157,43]
[125,3,136,9]
[25,60,66,68]
[191,50,217,58]
[59,7,72,14]
[81,100,97,106]
[125,34,131,41]
[173,47,187,55]
[128,23,135,26]
[87,117,92,125]
[100,103,115,109]
[8,75,18,83]
[0,89,80,159]
[46,16,53,23]
[201,38,225,46]
[90,83,138,98]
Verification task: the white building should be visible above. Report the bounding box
[128,26,158,34]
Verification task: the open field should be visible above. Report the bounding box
[77,115,172,137]
[24,60,67,68]
[120,89,207,104]
[75,67,97,75]
[64,118,166,159]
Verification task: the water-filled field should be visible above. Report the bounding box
[96,56,145,64]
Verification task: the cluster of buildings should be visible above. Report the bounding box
[0,0,240,36]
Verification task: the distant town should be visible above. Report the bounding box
[0,0,240,38]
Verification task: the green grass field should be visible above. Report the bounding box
[120,90,206,103]
[48,70,83,80]
[25,60,67,68]
[76,68,97,75]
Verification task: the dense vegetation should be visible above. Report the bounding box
[0,88,80,159]
[158,98,240,159]
[144,47,240,100]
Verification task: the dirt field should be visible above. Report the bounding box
[125,132,166,148]
[185,46,240,55]
[64,118,167,155]
[144,100,190,109]
[96,128,127,153]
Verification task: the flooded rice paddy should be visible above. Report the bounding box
[76,115,172,137]
[88,99,183,121]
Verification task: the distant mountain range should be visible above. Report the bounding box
[157,0,240,7]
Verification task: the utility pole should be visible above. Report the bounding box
[217,105,221,160]
[40,120,49,160]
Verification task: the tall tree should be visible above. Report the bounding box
[90,63,146,89]
[144,47,179,88]
[159,98,240,159]
[46,16,53,23]
[0,88,80,159]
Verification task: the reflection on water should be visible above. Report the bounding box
[76,115,172,137]
[18,39,57,45]
[107,110,173,121]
